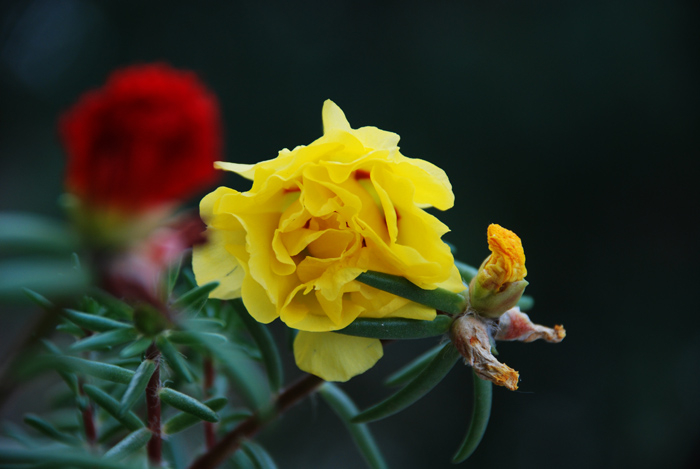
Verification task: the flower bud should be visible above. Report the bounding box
[469,224,528,318]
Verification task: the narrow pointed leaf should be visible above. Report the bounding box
[204,342,269,410]
[242,441,278,469]
[103,427,152,461]
[0,448,133,468]
[0,259,89,301]
[62,309,131,332]
[181,317,225,331]
[118,359,157,417]
[171,281,219,310]
[69,328,138,352]
[159,388,219,423]
[83,385,145,431]
[2,421,39,448]
[384,343,444,387]
[23,414,80,445]
[22,288,54,310]
[119,336,152,358]
[156,335,194,383]
[229,447,256,469]
[166,331,227,346]
[89,288,134,320]
[517,295,534,311]
[320,384,388,469]
[357,271,466,314]
[40,340,79,394]
[352,342,461,423]
[455,260,478,283]
[0,213,77,253]
[98,419,127,444]
[56,322,85,337]
[338,316,452,340]
[452,371,493,463]
[51,356,134,384]
[166,254,184,297]
[162,397,228,435]
[232,299,283,392]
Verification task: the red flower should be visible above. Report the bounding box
[60,63,222,213]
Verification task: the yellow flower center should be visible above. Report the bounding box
[481,224,526,291]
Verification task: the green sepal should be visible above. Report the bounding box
[455,260,478,284]
[357,271,466,315]
[156,334,194,383]
[384,343,443,387]
[452,370,493,463]
[171,281,219,311]
[162,396,228,435]
[320,383,388,469]
[103,427,152,461]
[242,441,278,469]
[50,356,134,384]
[23,414,81,445]
[82,385,145,431]
[352,342,461,423]
[118,359,157,417]
[338,315,452,340]
[69,328,138,352]
[62,309,131,333]
[158,388,219,423]
[119,336,152,358]
[232,299,284,392]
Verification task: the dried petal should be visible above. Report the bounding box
[494,308,566,343]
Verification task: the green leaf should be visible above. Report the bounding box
[103,427,152,461]
[357,271,466,315]
[218,409,254,430]
[118,359,157,417]
[89,289,134,320]
[384,343,443,387]
[454,260,478,284]
[0,212,77,254]
[62,309,131,333]
[232,299,284,392]
[39,340,79,395]
[203,342,269,410]
[119,336,152,358]
[156,334,194,383]
[165,254,184,297]
[0,259,89,301]
[452,370,493,463]
[171,281,219,311]
[98,419,128,445]
[56,322,86,337]
[162,397,228,435]
[51,356,134,384]
[352,342,461,423]
[82,385,145,431]
[517,295,534,311]
[181,317,226,331]
[242,441,278,469]
[69,328,138,352]
[159,388,219,423]
[0,447,134,468]
[229,446,256,469]
[166,331,228,346]
[22,288,54,311]
[319,384,388,469]
[23,414,80,445]
[337,316,452,340]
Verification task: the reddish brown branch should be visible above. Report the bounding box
[188,374,324,469]
[145,343,162,466]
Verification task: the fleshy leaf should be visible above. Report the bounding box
[103,427,152,461]
[319,383,388,469]
[69,328,138,352]
[159,388,219,423]
[82,385,145,431]
[156,334,194,383]
[357,271,466,315]
[452,371,493,463]
[162,397,228,435]
[352,342,460,423]
[337,315,452,340]
[384,343,443,387]
[118,359,157,417]
[62,309,131,332]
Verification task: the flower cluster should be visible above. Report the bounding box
[194,100,464,381]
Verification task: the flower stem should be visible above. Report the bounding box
[188,374,324,469]
[145,343,162,466]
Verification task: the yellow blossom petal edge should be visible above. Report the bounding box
[294,331,383,382]
[480,224,527,291]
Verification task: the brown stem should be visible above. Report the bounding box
[203,357,216,449]
[145,343,162,466]
[78,380,97,445]
[188,374,324,469]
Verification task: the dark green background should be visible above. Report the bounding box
[1,1,698,468]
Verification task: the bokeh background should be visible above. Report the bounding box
[1,1,698,468]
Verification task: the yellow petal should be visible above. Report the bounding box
[322,100,352,132]
[294,331,383,382]
[192,228,244,300]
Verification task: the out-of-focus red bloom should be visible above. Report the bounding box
[59,63,222,213]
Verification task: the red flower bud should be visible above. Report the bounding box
[59,63,222,213]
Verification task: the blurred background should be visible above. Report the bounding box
[1,1,698,468]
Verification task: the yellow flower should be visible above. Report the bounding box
[469,224,528,318]
[194,100,463,381]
